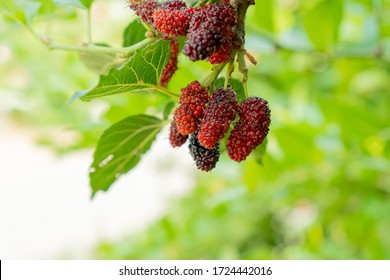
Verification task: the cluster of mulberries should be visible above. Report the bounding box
[129,0,237,66]
[129,1,271,171]
[169,81,271,171]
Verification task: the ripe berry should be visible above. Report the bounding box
[207,41,234,64]
[160,0,187,9]
[183,2,237,61]
[129,0,158,24]
[160,38,179,87]
[227,97,271,162]
[169,119,188,147]
[153,9,191,36]
[174,81,209,135]
[198,86,238,149]
[174,105,198,136]
[189,132,220,171]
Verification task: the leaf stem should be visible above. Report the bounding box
[243,80,249,98]
[202,62,228,88]
[153,85,180,98]
[224,60,234,89]
[47,38,156,56]
[237,51,248,83]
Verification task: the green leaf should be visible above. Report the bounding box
[90,115,164,196]
[212,78,246,102]
[248,0,274,32]
[123,20,148,47]
[163,101,176,120]
[0,0,41,26]
[252,138,268,165]
[53,0,92,9]
[80,40,171,102]
[303,0,343,52]
[80,0,94,8]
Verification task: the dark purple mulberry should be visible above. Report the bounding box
[183,2,237,61]
[189,132,220,171]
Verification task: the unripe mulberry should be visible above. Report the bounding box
[189,132,220,171]
[227,97,271,162]
[169,119,188,147]
[198,86,238,149]
[129,0,158,24]
[160,38,179,87]
[183,2,237,61]
[174,81,209,135]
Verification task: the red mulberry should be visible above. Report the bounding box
[160,38,179,87]
[198,86,238,149]
[129,0,158,24]
[169,120,188,147]
[183,2,237,61]
[174,81,209,135]
[189,132,220,171]
[153,9,191,36]
[227,97,271,162]
[207,41,234,64]
[160,0,187,9]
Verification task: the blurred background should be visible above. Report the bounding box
[0,0,390,259]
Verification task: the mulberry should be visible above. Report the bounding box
[169,119,188,147]
[198,86,238,149]
[183,2,237,61]
[174,81,209,135]
[189,132,220,171]
[153,9,191,36]
[227,97,271,162]
[160,0,187,9]
[129,0,158,24]
[160,38,179,87]
[207,41,234,64]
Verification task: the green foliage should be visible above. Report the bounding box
[123,20,148,47]
[53,0,93,9]
[90,115,164,196]
[303,0,344,51]
[80,40,172,102]
[0,0,41,25]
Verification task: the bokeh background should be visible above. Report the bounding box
[1,0,390,259]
